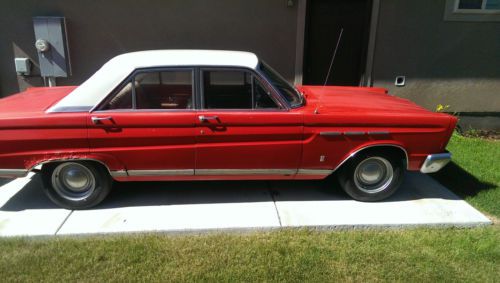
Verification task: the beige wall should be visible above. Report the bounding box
[371,0,500,114]
[0,0,298,97]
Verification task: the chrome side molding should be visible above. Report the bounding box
[195,169,297,176]
[0,169,29,178]
[297,169,334,175]
[0,167,334,179]
[320,132,342,136]
[344,131,365,136]
[110,170,128,178]
[320,131,390,137]
[127,169,194,176]
[367,131,390,135]
[113,168,334,177]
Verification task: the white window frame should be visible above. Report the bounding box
[455,0,500,13]
[444,0,500,21]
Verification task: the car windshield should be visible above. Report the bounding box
[259,62,304,108]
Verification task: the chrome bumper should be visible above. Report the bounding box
[420,152,452,173]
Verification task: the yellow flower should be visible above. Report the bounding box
[436,104,450,112]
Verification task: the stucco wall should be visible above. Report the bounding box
[0,0,298,97]
[1,0,498,129]
[371,0,500,115]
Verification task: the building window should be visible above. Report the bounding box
[456,0,500,12]
[445,0,500,21]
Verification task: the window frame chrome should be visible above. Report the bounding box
[256,61,305,109]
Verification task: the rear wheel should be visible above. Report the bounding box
[41,161,112,209]
[338,152,404,201]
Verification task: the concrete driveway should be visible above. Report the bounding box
[0,172,491,236]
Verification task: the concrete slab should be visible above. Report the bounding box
[58,181,279,234]
[0,174,71,236]
[271,173,492,228]
[0,172,492,237]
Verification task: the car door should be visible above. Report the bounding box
[88,68,197,177]
[195,68,303,177]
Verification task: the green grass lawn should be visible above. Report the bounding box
[0,134,498,282]
[0,228,498,282]
[432,133,500,218]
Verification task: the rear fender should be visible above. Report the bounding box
[26,153,126,179]
[333,142,409,172]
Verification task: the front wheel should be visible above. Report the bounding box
[41,161,112,209]
[338,152,404,201]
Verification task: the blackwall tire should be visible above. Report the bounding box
[338,152,404,202]
[41,161,112,209]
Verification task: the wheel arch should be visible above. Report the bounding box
[29,158,121,178]
[333,144,409,172]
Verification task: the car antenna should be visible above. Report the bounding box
[315,27,344,115]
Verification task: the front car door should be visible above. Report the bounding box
[195,67,303,179]
[88,68,197,179]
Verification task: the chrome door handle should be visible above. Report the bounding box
[91,116,113,124]
[198,115,218,122]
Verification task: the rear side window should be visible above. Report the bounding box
[202,69,279,109]
[101,69,193,110]
[135,71,193,109]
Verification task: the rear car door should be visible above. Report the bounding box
[88,68,197,177]
[195,68,303,178]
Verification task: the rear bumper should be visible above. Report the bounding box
[420,152,452,173]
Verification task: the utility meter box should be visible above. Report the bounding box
[33,17,71,77]
[14,58,32,76]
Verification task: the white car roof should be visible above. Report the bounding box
[48,50,259,112]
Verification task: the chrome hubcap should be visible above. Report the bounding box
[354,157,393,194]
[51,163,96,201]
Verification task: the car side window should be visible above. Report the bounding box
[101,82,133,110]
[135,71,193,110]
[253,77,278,109]
[101,69,193,110]
[202,69,279,109]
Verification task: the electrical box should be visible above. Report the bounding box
[33,17,71,78]
[14,58,31,76]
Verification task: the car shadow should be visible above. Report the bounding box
[0,174,346,211]
[430,161,497,199]
[0,170,476,212]
[0,175,60,211]
[0,178,13,186]
[98,176,350,209]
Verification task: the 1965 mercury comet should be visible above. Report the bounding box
[0,50,456,209]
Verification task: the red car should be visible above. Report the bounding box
[0,50,456,209]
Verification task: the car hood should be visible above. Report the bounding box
[298,85,431,114]
[0,86,76,117]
